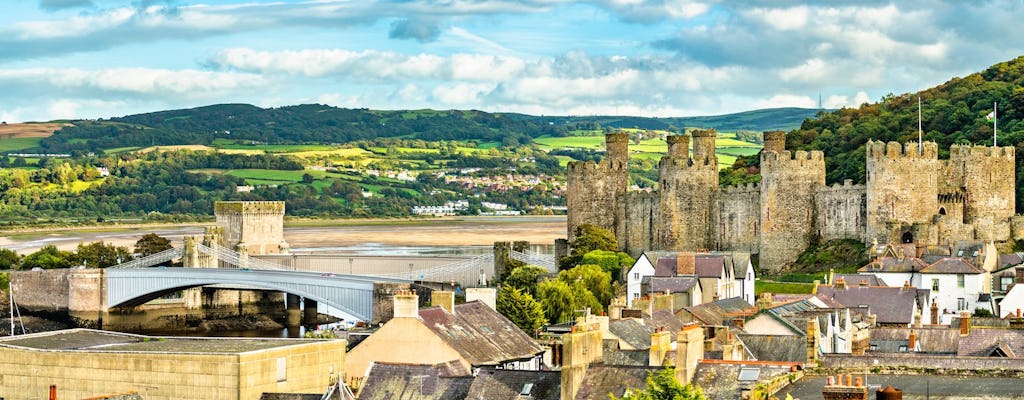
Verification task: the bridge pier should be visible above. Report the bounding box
[303,298,318,325]
[286,294,302,327]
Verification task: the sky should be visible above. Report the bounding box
[2,0,1024,123]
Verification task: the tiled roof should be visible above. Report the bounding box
[815,286,926,325]
[693,362,794,400]
[574,365,658,399]
[465,368,561,400]
[869,327,959,354]
[259,395,321,400]
[957,328,1024,358]
[357,363,473,400]
[858,257,928,273]
[646,276,698,295]
[920,258,984,274]
[997,253,1024,269]
[603,349,651,366]
[681,297,754,326]
[736,334,807,362]
[834,274,887,287]
[644,310,687,341]
[695,255,725,278]
[418,301,544,366]
[730,253,753,279]
[608,319,653,350]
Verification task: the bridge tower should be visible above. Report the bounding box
[215,201,289,255]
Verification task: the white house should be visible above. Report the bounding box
[859,256,992,325]
[730,253,756,305]
[998,284,1024,319]
[626,253,656,307]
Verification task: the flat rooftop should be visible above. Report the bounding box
[0,329,329,354]
[782,374,1024,399]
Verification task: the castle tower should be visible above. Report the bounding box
[865,141,939,244]
[759,132,825,272]
[214,201,287,255]
[762,131,786,153]
[948,144,1015,224]
[657,133,718,251]
[566,133,629,243]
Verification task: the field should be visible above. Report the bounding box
[0,123,66,152]
[534,132,762,169]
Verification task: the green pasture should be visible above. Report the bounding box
[755,280,814,295]
[0,137,42,152]
[104,146,143,154]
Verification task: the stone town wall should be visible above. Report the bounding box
[716,183,760,253]
[760,150,825,272]
[622,190,659,256]
[566,134,629,242]
[865,141,940,242]
[215,201,286,255]
[815,180,866,242]
[950,145,1016,223]
[821,354,1024,373]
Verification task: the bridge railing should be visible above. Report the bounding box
[196,243,291,271]
[109,247,183,269]
[373,253,494,283]
[509,249,557,272]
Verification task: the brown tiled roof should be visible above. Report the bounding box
[646,276,698,294]
[920,258,984,274]
[681,297,754,326]
[574,365,658,399]
[998,253,1024,269]
[957,328,1024,358]
[358,363,473,400]
[644,310,687,341]
[418,301,543,366]
[858,257,928,273]
[465,368,560,400]
[815,286,926,325]
[694,255,725,278]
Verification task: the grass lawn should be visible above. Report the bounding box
[104,146,143,154]
[755,280,815,295]
[0,137,42,152]
[225,169,327,183]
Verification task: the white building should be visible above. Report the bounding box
[859,256,992,325]
[625,253,656,307]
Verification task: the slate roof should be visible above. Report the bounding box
[730,253,753,280]
[815,286,927,325]
[655,256,690,276]
[920,258,984,274]
[357,363,473,400]
[644,310,687,340]
[695,255,725,278]
[869,327,959,354]
[465,368,561,400]
[681,297,754,326]
[858,257,928,273]
[737,334,807,362]
[957,328,1024,358]
[603,348,652,366]
[608,318,653,350]
[574,365,659,399]
[693,362,795,400]
[418,301,544,366]
[997,253,1024,269]
[834,274,887,287]
[646,276,698,294]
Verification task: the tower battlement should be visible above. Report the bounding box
[762,131,787,153]
[658,156,718,170]
[818,179,865,192]
[214,201,286,215]
[760,150,825,168]
[721,182,760,194]
[866,140,939,159]
[950,144,1015,159]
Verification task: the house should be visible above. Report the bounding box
[678,296,755,327]
[344,290,544,389]
[998,273,1024,318]
[815,280,929,327]
[356,362,473,400]
[640,276,701,309]
[632,251,753,307]
[858,255,990,324]
[955,314,1024,358]
[465,368,561,400]
[626,253,655,307]
[742,296,860,355]
[867,326,959,354]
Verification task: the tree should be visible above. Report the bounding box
[560,264,613,309]
[581,249,634,282]
[21,245,74,270]
[134,233,173,257]
[612,367,706,400]
[0,248,21,270]
[496,285,546,334]
[301,173,315,184]
[504,265,548,297]
[73,241,132,268]
[537,279,575,324]
[560,224,619,269]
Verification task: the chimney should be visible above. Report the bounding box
[912,309,922,329]
[49,385,57,400]
[676,252,696,275]
[466,287,497,310]
[560,323,604,400]
[632,296,653,316]
[812,280,820,295]
[675,324,704,385]
[902,280,911,291]
[756,293,772,311]
[908,330,916,351]
[930,301,939,325]
[393,289,419,319]
[859,279,870,287]
[834,277,846,290]
[1017,308,1021,319]
[959,311,971,336]
[1016,267,1024,284]
[867,313,877,327]
[431,290,455,314]
[806,318,820,364]
[652,292,674,312]
[876,385,903,400]
[649,328,672,367]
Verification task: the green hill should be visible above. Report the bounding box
[787,55,1024,210]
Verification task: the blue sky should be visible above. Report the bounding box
[2,0,1024,122]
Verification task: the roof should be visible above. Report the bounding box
[693,362,795,400]
[957,328,1024,358]
[644,310,687,340]
[0,329,325,354]
[920,258,984,274]
[730,253,753,279]
[608,319,653,350]
[574,365,658,399]
[815,286,927,325]
[869,327,959,354]
[737,334,807,362]
[602,348,651,366]
[834,274,887,287]
[417,301,544,366]
[997,253,1024,270]
[858,257,928,273]
[646,276,698,295]
[681,297,753,326]
[695,255,726,278]
[465,368,561,400]
[358,363,473,400]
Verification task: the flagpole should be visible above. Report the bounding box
[918,97,923,154]
[994,102,998,147]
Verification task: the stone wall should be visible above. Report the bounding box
[657,137,718,252]
[371,282,413,325]
[566,134,628,242]
[760,150,825,272]
[716,183,760,253]
[815,180,866,242]
[215,201,286,255]
[9,269,71,313]
[865,141,940,243]
[821,354,1024,373]
[622,190,659,255]
[950,145,1016,223]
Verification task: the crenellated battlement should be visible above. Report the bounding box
[817,179,865,192]
[721,182,760,194]
[950,144,1015,159]
[761,149,825,168]
[567,158,627,173]
[214,201,285,214]
[658,155,718,170]
[865,140,939,159]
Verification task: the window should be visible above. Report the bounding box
[958,298,967,311]
[957,274,965,288]
[633,292,639,299]
[1001,277,1014,291]
[633,273,639,280]
[276,357,287,382]
[932,279,940,292]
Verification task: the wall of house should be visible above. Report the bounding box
[920,273,990,322]
[626,257,655,307]
[344,317,466,387]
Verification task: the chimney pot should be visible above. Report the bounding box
[50,385,57,400]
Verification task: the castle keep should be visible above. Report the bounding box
[567,131,1023,271]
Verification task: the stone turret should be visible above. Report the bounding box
[566,133,629,243]
[762,130,786,153]
[666,134,690,159]
[691,129,717,161]
[214,201,287,255]
[759,150,826,272]
[865,141,939,244]
[657,133,718,251]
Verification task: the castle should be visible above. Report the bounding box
[567,130,1024,271]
